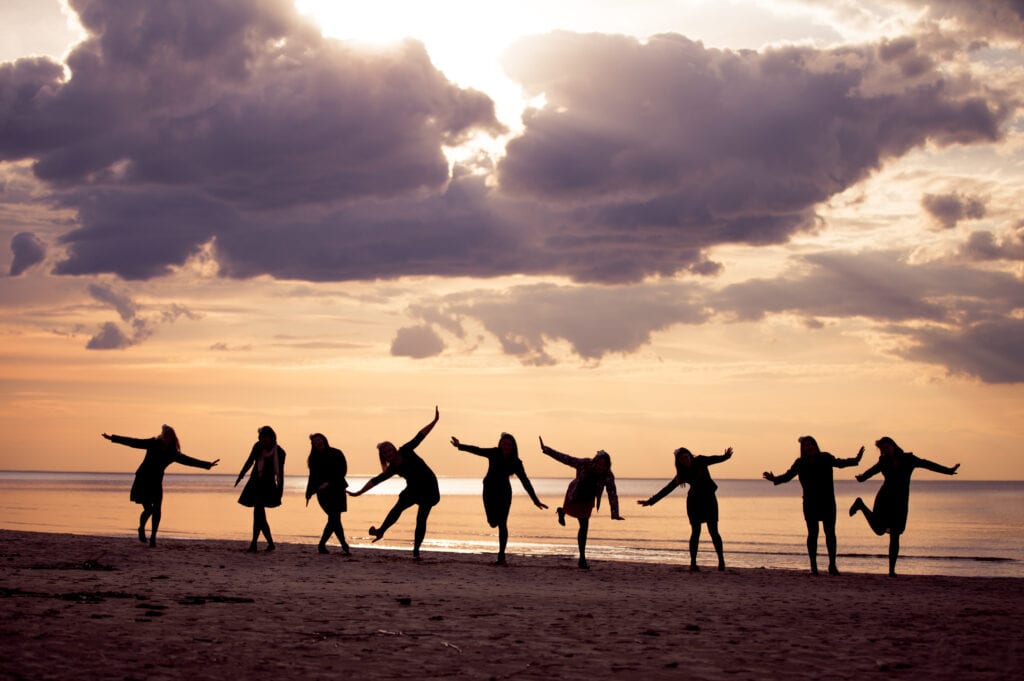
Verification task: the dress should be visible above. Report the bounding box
[367,431,439,508]
[771,452,860,523]
[648,454,727,524]
[109,435,216,505]
[237,443,286,508]
[860,453,955,534]
[456,444,543,527]
[542,447,619,520]
[306,447,348,513]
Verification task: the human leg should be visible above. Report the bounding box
[707,521,725,571]
[577,517,590,569]
[148,501,162,547]
[888,533,900,576]
[413,503,432,559]
[688,520,702,571]
[804,515,820,574]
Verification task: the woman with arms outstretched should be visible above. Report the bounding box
[638,446,732,571]
[850,436,960,576]
[540,436,623,569]
[235,425,286,553]
[102,425,219,547]
[763,436,863,575]
[450,432,548,565]
[306,433,350,555]
[349,407,441,560]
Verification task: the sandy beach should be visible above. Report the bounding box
[1,529,1019,680]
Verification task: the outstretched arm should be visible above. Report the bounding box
[102,434,151,449]
[450,436,491,457]
[402,406,440,451]
[915,457,960,476]
[538,436,585,468]
[348,467,395,496]
[174,452,219,470]
[515,465,548,509]
[704,446,734,466]
[764,459,798,485]
[855,459,882,483]
[638,477,680,506]
[834,446,865,469]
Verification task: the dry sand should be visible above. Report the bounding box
[0,529,1019,680]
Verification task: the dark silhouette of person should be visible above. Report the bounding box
[763,436,863,575]
[102,425,219,547]
[235,425,286,553]
[539,436,623,569]
[450,432,549,565]
[348,407,441,560]
[639,446,733,571]
[305,433,350,555]
[850,435,960,576]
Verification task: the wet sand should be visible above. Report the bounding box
[0,529,1019,679]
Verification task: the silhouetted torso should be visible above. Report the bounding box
[370,442,440,507]
[306,447,348,513]
[110,435,214,504]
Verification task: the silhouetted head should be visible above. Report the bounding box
[159,424,181,452]
[674,447,693,477]
[591,450,611,474]
[498,432,519,460]
[309,433,328,451]
[377,441,398,471]
[799,435,821,457]
[258,425,277,448]
[875,436,904,457]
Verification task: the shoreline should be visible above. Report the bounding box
[2,529,1021,679]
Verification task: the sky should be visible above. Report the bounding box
[1,0,1023,479]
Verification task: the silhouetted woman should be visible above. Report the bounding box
[102,425,219,547]
[349,407,440,560]
[235,425,286,553]
[305,433,350,555]
[450,432,548,565]
[850,436,960,576]
[763,436,863,575]
[539,436,623,569]
[639,446,732,571]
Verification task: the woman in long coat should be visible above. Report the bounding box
[102,425,219,547]
[540,436,623,569]
[450,432,548,565]
[639,446,732,571]
[850,436,959,576]
[763,436,863,575]
[235,425,286,553]
[306,433,349,555]
[349,407,441,560]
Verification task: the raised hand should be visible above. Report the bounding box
[723,447,734,459]
[450,436,460,448]
[762,471,774,482]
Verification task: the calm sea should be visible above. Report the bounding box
[1,472,1021,577]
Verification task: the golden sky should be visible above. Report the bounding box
[1,0,1022,479]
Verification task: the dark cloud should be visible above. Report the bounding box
[86,321,132,350]
[922,192,986,229]
[1,2,1015,284]
[85,281,200,350]
[409,282,710,365]
[713,250,1024,326]
[494,31,1012,280]
[958,225,1024,261]
[1,0,502,280]
[390,325,445,359]
[9,231,46,275]
[915,1,1024,45]
[900,318,1024,384]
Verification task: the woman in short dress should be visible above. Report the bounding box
[450,432,548,565]
[306,432,349,555]
[540,436,623,569]
[639,446,733,571]
[850,436,959,576]
[102,425,219,547]
[235,425,286,553]
[349,407,441,560]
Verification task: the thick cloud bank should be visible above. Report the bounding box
[0,1,1014,283]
